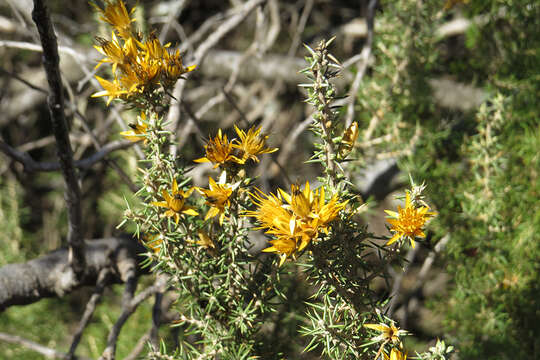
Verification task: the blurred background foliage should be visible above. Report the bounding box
[0,0,538,358]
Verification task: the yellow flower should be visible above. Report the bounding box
[245,187,293,231]
[384,348,407,360]
[91,76,127,105]
[384,191,436,248]
[279,182,347,238]
[279,182,315,219]
[162,48,197,83]
[91,0,135,39]
[152,179,198,224]
[245,182,346,266]
[196,172,239,225]
[194,129,236,168]
[92,2,197,105]
[185,230,216,252]
[94,32,128,72]
[231,125,278,164]
[120,112,148,143]
[364,322,407,345]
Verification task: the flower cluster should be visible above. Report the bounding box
[245,181,347,266]
[91,0,195,105]
[195,126,277,168]
[384,190,436,248]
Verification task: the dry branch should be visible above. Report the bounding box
[0,139,135,172]
[0,237,147,312]
[0,332,91,360]
[99,275,168,360]
[32,0,84,274]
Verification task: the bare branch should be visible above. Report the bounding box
[67,268,112,359]
[100,275,168,360]
[0,237,147,311]
[0,332,91,360]
[32,0,84,273]
[0,139,134,172]
[344,0,378,127]
[167,0,266,138]
[287,0,313,57]
[124,291,179,360]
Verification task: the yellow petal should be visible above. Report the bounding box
[194,157,210,163]
[151,201,168,208]
[384,210,399,218]
[386,233,401,246]
[205,207,219,221]
[182,208,199,216]
[364,323,389,332]
[262,246,277,253]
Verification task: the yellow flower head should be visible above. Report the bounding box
[384,348,407,360]
[120,112,148,143]
[194,129,236,168]
[280,182,347,235]
[160,48,197,85]
[231,125,278,164]
[384,191,436,248]
[94,32,129,72]
[196,172,239,225]
[92,1,196,105]
[364,322,407,345]
[279,182,315,219]
[152,179,198,224]
[245,182,346,266]
[246,187,293,232]
[91,0,135,39]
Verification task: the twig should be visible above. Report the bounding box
[99,275,168,360]
[0,139,134,172]
[123,332,150,360]
[416,235,450,282]
[167,0,265,141]
[0,66,48,94]
[385,246,420,316]
[221,88,250,127]
[287,0,314,57]
[124,290,178,360]
[274,113,314,177]
[32,0,84,274]
[70,105,139,193]
[344,0,377,128]
[0,332,91,360]
[158,0,187,44]
[149,290,164,349]
[67,268,111,359]
[0,40,90,63]
[394,235,451,327]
